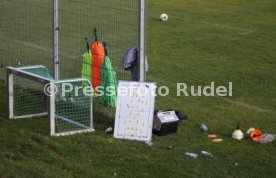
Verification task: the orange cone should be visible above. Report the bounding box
[250,129,262,141]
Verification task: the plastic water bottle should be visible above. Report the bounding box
[184,152,198,159]
[200,124,208,131]
[201,151,213,157]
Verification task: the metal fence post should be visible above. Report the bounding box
[7,71,14,119]
[139,0,146,82]
[48,81,55,136]
[53,0,59,80]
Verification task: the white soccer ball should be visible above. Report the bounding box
[160,13,168,21]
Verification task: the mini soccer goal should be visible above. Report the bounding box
[7,65,94,136]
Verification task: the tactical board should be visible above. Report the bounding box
[114,81,156,141]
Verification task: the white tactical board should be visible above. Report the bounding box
[114,81,156,141]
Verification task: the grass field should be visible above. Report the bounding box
[1,0,276,177]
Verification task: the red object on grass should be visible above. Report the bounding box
[208,134,218,138]
[250,129,262,141]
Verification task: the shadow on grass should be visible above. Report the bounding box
[93,100,115,130]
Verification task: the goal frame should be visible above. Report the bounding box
[7,66,94,136]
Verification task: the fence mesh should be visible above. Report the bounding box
[58,0,138,80]
[0,0,53,79]
[58,0,139,117]
[1,0,140,118]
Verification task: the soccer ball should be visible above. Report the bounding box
[160,13,168,21]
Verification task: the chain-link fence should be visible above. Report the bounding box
[0,0,53,79]
[0,0,145,119]
[0,0,142,79]
[58,0,139,81]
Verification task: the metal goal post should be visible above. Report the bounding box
[7,65,94,136]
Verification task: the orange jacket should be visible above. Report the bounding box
[91,42,104,91]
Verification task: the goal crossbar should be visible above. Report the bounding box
[7,65,94,136]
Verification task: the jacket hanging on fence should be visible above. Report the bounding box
[123,47,148,81]
[91,42,104,90]
[81,50,92,88]
[100,55,117,108]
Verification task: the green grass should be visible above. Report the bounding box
[1,0,276,177]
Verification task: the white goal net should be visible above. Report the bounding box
[7,65,94,136]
